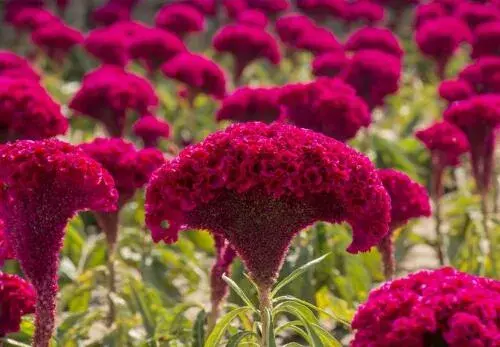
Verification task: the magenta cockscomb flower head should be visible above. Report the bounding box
[69,66,158,137]
[92,2,131,27]
[444,95,500,193]
[0,272,36,337]
[213,24,281,84]
[216,86,283,123]
[155,4,204,39]
[0,78,68,142]
[352,268,500,347]
[414,2,446,29]
[237,9,269,28]
[472,21,500,59]
[438,79,474,104]
[296,0,346,21]
[145,122,391,288]
[295,25,342,55]
[312,51,349,78]
[279,78,371,142]
[129,27,186,72]
[246,0,290,16]
[84,27,129,67]
[31,22,84,62]
[342,49,401,110]
[415,17,472,79]
[133,115,171,148]
[179,0,217,16]
[275,13,315,48]
[0,139,117,347]
[345,27,404,60]
[456,2,500,32]
[0,222,15,266]
[161,53,227,100]
[0,51,39,81]
[459,57,500,94]
[9,8,60,32]
[223,0,248,19]
[344,1,385,26]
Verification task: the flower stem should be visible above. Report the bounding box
[33,288,56,347]
[378,234,395,280]
[207,303,220,334]
[258,285,272,347]
[431,164,446,266]
[480,192,497,276]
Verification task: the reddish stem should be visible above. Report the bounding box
[378,233,395,280]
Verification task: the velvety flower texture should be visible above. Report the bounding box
[279,78,371,142]
[345,27,404,59]
[133,115,171,148]
[92,2,131,27]
[223,0,248,19]
[0,222,15,266]
[69,66,158,137]
[444,95,500,192]
[9,8,60,32]
[438,79,474,104]
[295,25,342,55]
[352,268,500,347]
[296,0,346,20]
[84,27,129,67]
[312,51,349,78]
[161,53,227,99]
[0,139,117,347]
[216,86,283,123]
[213,24,281,82]
[342,49,401,109]
[155,4,204,38]
[0,78,68,142]
[456,2,500,32]
[414,2,446,29]
[0,51,39,81]
[31,22,84,61]
[145,122,391,287]
[275,13,315,48]
[459,57,500,94]
[345,1,385,25]
[0,272,36,337]
[472,22,500,59]
[129,27,186,72]
[237,9,269,28]
[179,0,217,16]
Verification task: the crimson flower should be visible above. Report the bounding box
[0,222,15,266]
[434,0,462,14]
[133,115,171,148]
[352,268,500,347]
[4,0,44,23]
[275,13,315,48]
[178,0,217,16]
[438,79,474,104]
[0,139,117,347]
[246,0,290,15]
[0,51,39,81]
[223,0,248,19]
[31,22,84,62]
[456,2,500,32]
[69,66,158,137]
[92,2,131,27]
[216,86,283,123]
[344,1,385,25]
[296,0,346,21]
[84,27,129,67]
[145,122,390,289]
[459,57,500,94]
[472,22,500,59]
[237,9,269,28]
[345,27,404,59]
[295,25,342,55]
[0,272,36,337]
[414,2,446,29]
[8,8,60,32]
[155,4,204,38]
[312,51,349,78]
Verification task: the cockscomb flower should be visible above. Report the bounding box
[161,53,227,99]
[31,22,84,62]
[213,24,281,84]
[296,0,346,21]
[216,86,283,123]
[9,8,60,32]
[444,95,500,193]
[312,51,349,78]
[133,115,171,148]
[84,27,129,67]
[415,17,472,79]
[155,4,204,39]
[345,27,404,60]
[0,222,15,266]
[129,27,186,72]
[237,9,269,28]
[179,0,217,16]
[246,0,290,16]
[0,78,68,142]
[352,268,500,347]
[414,2,446,29]
[472,21,500,59]
[342,49,401,110]
[223,0,248,19]
[438,79,474,104]
[279,78,371,142]
[0,272,36,337]
[275,13,315,48]
[295,25,342,55]
[377,168,431,278]
[0,139,117,347]
[456,2,500,32]
[459,57,500,94]
[92,2,131,27]
[344,1,385,26]
[145,122,391,290]
[69,66,158,137]
[0,51,39,81]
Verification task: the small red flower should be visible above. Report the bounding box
[237,9,269,28]
[155,4,205,38]
[0,51,39,81]
[133,115,171,148]
[31,22,84,62]
[312,51,349,78]
[84,27,129,67]
[414,2,446,29]
[9,8,60,32]
[295,25,342,55]
[456,2,500,32]
[438,79,474,104]
[472,21,500,59]
[345,27,404,59]
[275,13,315,48]
[345,1,385,25]
[459,57,500,94]
[92,2,132,27]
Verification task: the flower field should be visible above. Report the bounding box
[0,0,499,346]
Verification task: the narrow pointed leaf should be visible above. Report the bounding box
[222,274,256,311]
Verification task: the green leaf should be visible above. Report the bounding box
[264,308,277,347]
[275,321,311,345]
[227,331,258,347]
[271,253,330,297]
[310,323,342,347]
[222,274,257,311]
[2,339,32,347]
[204,307,253,347]
[192,310,206,347]
[273,301,323,346]
[282,343,306,347]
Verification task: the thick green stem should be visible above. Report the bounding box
[258,285,272,347]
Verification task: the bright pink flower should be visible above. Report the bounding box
[0,272,36,337]
[31,22,84,62]
[438,79,474,104]
[342,49,401,109]
[345,1,385,25]
[246,0,290,15]
[109,20,148,39]
[129,27,186,72]
[275,13,315,47]
[0,139,117,347]
[145,122,391,287]
[0,78,68,142]
[210,235,237,319]
[459,57,500,94]
[415,17,471,79]
[161,53,227,99]
[345,27,404,59]
[0,51,39,81]
[133,115,171,148]
[414,2,446,29]
[352,268,500,347]
[9,8,60,32]
[92,2,131,27]
[472,21,500,59]
[84,27,129,67]
[296,0,346,20]
[155,4,204,38]
[178,0,217,16]
[237,9,269,28]
[213,24,281,83]
[223,0,248,18]
[279,78,371,142]
[456,2,500,32]
[295,25,342,55]
[216,86,283,123]
[69,66,158,137]
[444,95,500,192]
[0,222,15,266]
[312,51,349,78]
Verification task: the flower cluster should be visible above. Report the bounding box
[438,79,474,104]
[0,51,39,80]
[459,57,500,94]
[456,2,500,32]
[312,51,349,78]
[275,13,315,48]
[146,122,391,286]
[345,27,404,59]
[133,115,171,148]
[352,268,500,347]
[31,22,84,61]
[472,21,500,59]
[84,26,129,66]
[155,4,204,38]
